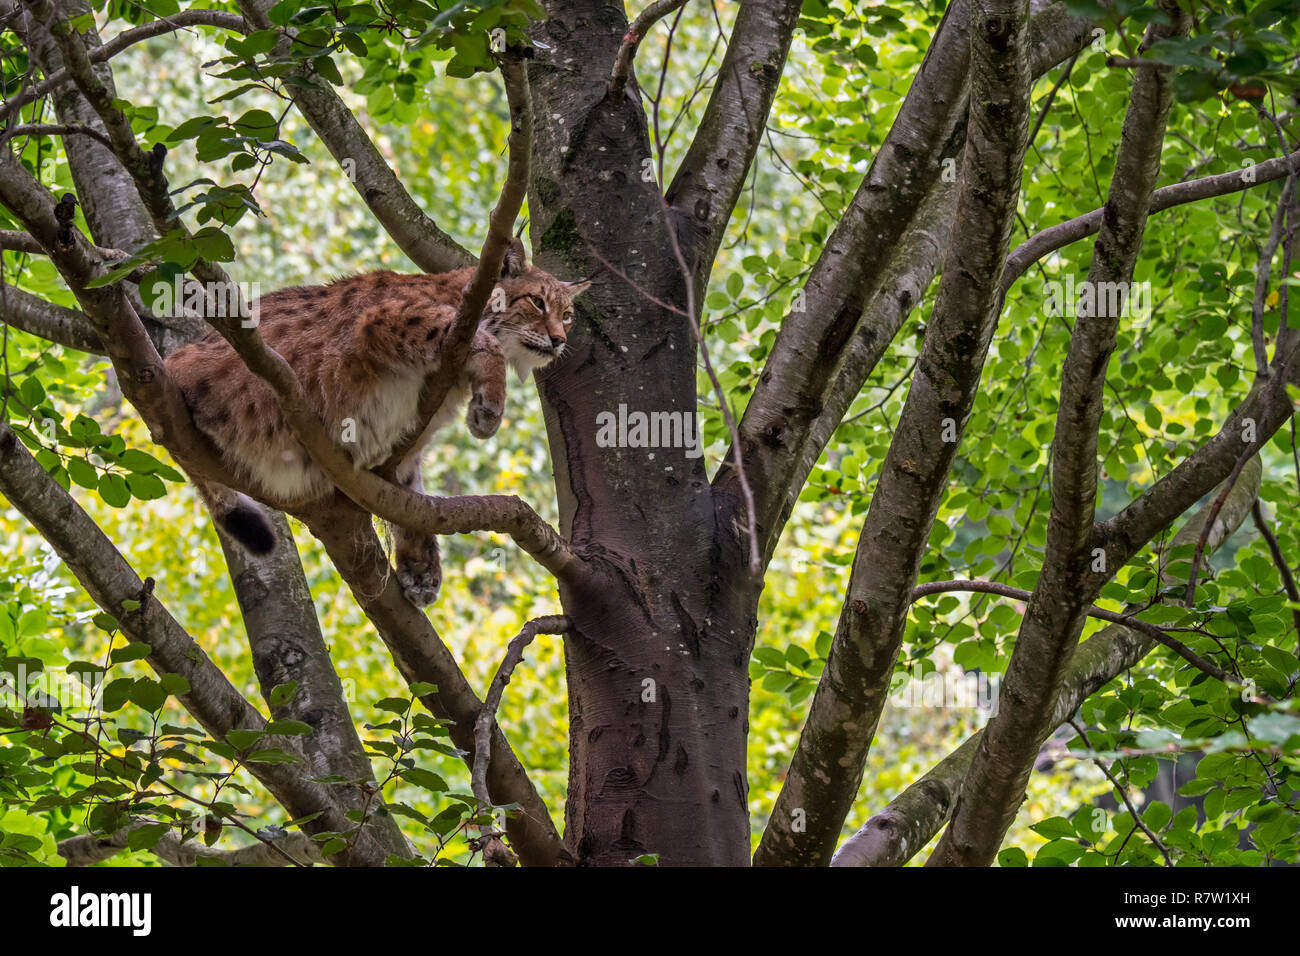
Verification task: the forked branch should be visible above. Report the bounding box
[609,0,690,98]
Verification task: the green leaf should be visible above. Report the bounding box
[1029,816,1076,840]
[127,823,171,851]
[129,677,169,712]
[244,747,304,765]
[97,473,131,508]
[126,473,167,501]
[265,719,313,736]
[269,681,299,707]
[226,729,265,750]
[109,642,151,664]
[401,767,448,792]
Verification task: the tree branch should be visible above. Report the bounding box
[17,0,156,249]
[0,121,115,151]
[930,0,1190,868]
[1068,719,1173,866]
[58,822,322,867]
[296,497,572,867]
[471,613,570,867]
[473,614,571,805]
[1251,501,1300,656]
[609,0,691,98]
[233,0,473,273]
[1003,148,1300,293]
[0,9,248,127]
[665,0,802,266]
[753,0,1036,868]
[911,580,1254,690]
[0,281,103,352]
[831,458,1261,866]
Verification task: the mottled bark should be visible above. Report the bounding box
[526,0,754,865]
[754,0,1035,867]
[19,0,155,251]
[59,822,322,866]
[0,280,103,352]
[930,0,1191,866]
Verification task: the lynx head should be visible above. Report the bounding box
[481,238,590,380]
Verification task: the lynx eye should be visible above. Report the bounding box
[526,294,546,312]
[563,311,574,327]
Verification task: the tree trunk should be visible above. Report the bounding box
[527,1,758,864]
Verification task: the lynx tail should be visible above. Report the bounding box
[192,475,276,555]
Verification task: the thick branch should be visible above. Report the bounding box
[753,0,1035,868]
[18,0,154,250]
[296,497,571,867]
[665,0,802,265]
[0,281,103,352]
[59,824,322,867]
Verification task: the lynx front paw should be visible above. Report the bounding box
[395,538,442,607]
[467,394,503,440]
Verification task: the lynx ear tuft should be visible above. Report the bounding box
[501,237,527,278]
[567,279,592,299]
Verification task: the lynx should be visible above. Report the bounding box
[164,239,586,605]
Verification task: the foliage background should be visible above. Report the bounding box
[2,0,1298,865]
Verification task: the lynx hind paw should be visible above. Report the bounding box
[396,554,442,607]
[467,395,503,440]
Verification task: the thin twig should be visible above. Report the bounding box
[1183,447,1254,607]
[659,203,761,573]
[911,579,1261,693]
[1068,718,1175,866]
[1250,185,1290,376]
[472,614,570,866]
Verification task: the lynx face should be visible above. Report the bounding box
[482,257,589,380]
